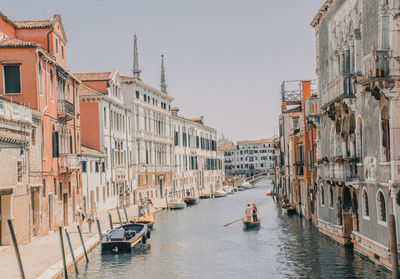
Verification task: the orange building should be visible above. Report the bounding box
[0,11,81,243]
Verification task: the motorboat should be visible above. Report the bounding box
[223,186,235,194]
[101,223,149,253]
[214,190,227,198]
[282,205,296,216]
[133,214,157,229]
[242,218,261,230]
[237,185,247,191]
[241,181,253,189]
[183,196,197,205]
[199,194,212,199]
[168,198,187,209]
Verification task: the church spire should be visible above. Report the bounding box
[160,54,167,93]
[132,34,141,80]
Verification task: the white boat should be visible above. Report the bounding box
[214,190,227,198]
[223,186,234,194]
[168,198,187,209]
[241,181,253,189]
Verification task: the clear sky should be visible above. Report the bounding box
[2,0,324,142]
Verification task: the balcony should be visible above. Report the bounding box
[58,99,75,121]
[58,154,80,174]
[362,49,389,81]
[321,73,355,108]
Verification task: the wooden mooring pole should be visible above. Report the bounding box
[77,225,89,263]
[389,214,399,279]
[96,218,102,240]
[123,204,129,222]
[58,226,68,279]
[7,219,25,279]
[108,213,113,230]
[116,206,123,224]
[64,228,78,274]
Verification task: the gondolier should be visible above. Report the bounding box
[245,204,252,221]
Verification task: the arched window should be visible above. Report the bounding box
[320,184,325,206]
[381,107,390,162]
[38,61,42,95]
[356,117,363,161]
[329,186,334,208]
[330,126,335,157]
[377,190,386,223]
[362,188,369,218]
[50,69,54,101]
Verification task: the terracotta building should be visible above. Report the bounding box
[0,11,81,243]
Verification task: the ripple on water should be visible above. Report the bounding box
[70,180,391,279]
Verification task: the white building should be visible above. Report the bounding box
[219,139,275,178]
[77,70,135,211]
[122,36,174,204]
[172,108,224,197]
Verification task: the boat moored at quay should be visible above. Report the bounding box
[101,223,150,253]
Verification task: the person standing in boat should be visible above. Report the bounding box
[252,203,258,222]
[245,204,252,221]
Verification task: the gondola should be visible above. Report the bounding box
[133,214,157,229]
[101,223,150,253]
[183,196,197,205]
[242,218,261,230]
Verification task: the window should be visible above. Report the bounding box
[61,45,64,59]
[56,39,58,52]
[328,186,334,208]
[50,69,54,101]
[362,188,369,218]
[381,108,390,162]
[136,91,139,99]
[4,65,21,94]
[54,178,57,196]
[17,161,23,182]
[52,130,59,158]
[82,161,87,173]
[320,185,325,206]
[104,107,107,128]
[377,190,387,223]
[32,127,36,146]
[38,62,42,95]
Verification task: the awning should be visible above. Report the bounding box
[57,70,69,81]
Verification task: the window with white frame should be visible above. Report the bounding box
[377,190,387,223]
[362,188,369,218]
[4,65,21,94]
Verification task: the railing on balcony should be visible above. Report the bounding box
[58,153,80,173]
[57,99,75,120]
[362,49,390,80]
[305,97,319,118]
[321,73,354,108]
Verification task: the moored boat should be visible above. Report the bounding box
[282,205,296,216]
[168,198,187,209]
[242,218,261,230]
[183,196,197,205]
[199,194,212,199]
[133,214,157,229]
[237,185,247,191]
[241,181,253,189]
[101,223,149,253]
[214,190,227,198]
[223,186,235,194]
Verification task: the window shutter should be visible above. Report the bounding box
[55,132,59,158]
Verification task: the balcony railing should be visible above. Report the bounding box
[57,99,75,120]
[58,154,80,174]
[362,49,390,81]
[305,97,319,118]
[321,73,354,108]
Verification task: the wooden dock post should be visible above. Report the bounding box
[58,226,68,279]
[165,195,169,210]
[77,225,89,263]
[7,219,25,279]
[108,213,113,230]
[64,228,78,274]
[123,204,129,222]
[116,206,123,224]
[389,214,399,279]
[96,218,102,240]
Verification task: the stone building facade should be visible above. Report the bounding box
[172,108,223,197]
[311,0,400,269]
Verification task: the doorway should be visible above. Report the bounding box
[63,193,68,226]
[160,179,163,198]
[48,195,53,232]
[31,190,40,237]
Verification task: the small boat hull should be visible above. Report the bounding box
[134,214,157,229]
[101,223,148,253]
[183,197,197,205]
[168,199,187,209]
[242,219,261,230]
[214,190,227,198]
[282,206,296,216]
[199,195,212,199]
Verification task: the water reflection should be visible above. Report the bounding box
[71,179,390,279]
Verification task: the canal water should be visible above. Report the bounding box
[72,179,390,279]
